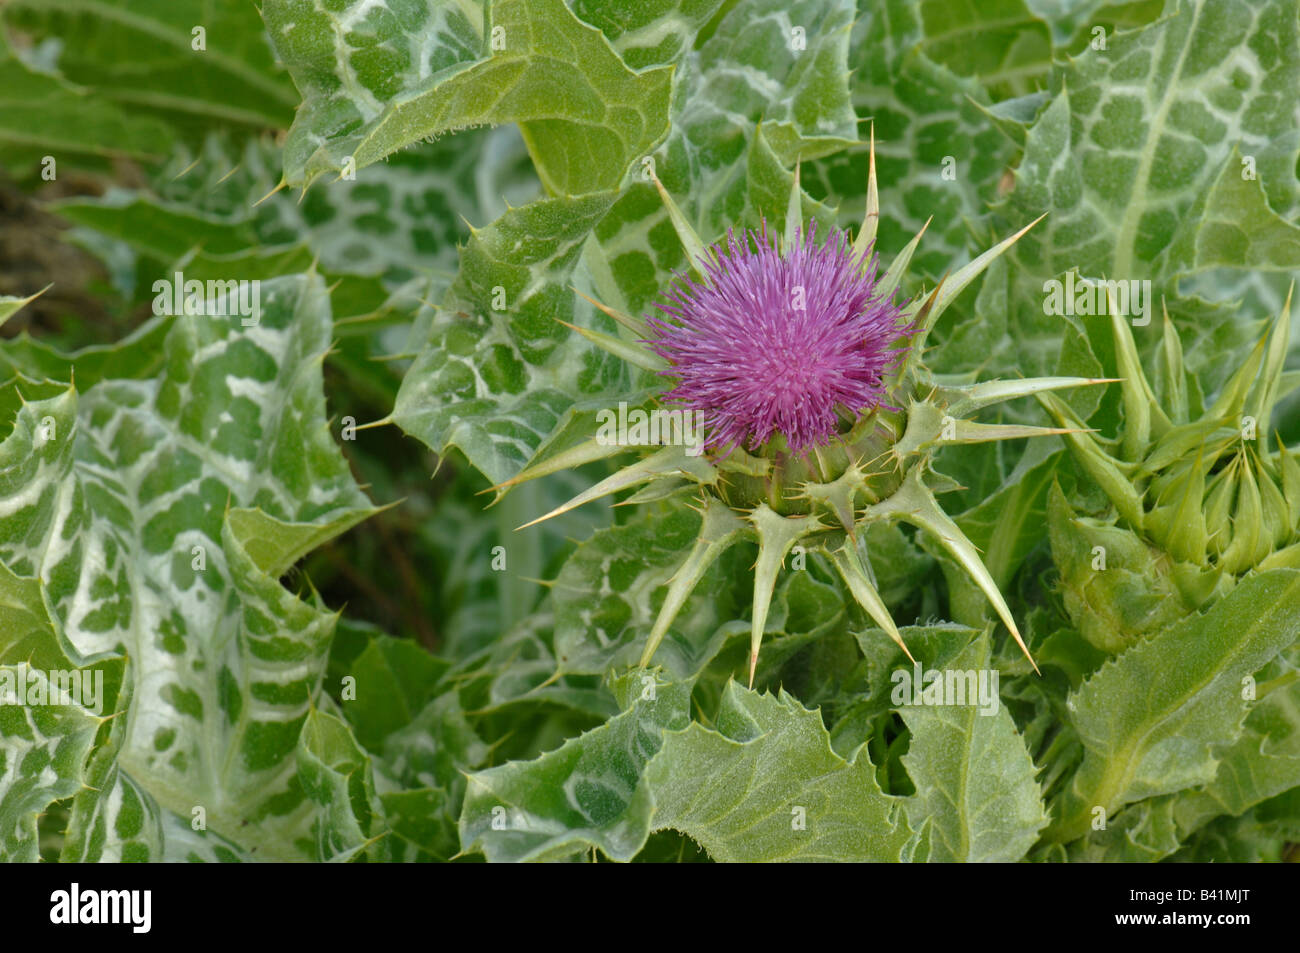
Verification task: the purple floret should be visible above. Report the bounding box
[645,221,915,455]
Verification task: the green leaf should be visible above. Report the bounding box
[459,671,691,862]
[1172,798,1300,862]
[1024,0,1164,47]
[0,32,172,169]
[993,0,1300,374]
[0,663,103,862]
[1046,568,1300,843]
[551,506,750,678]
[262,0,674,192]
[918,0,1052,100]
[647,682,916,861]
[1013,1,1300,280]
[1065,796,1183,862]
[454,608,620,719]
[860,520,936,608]
[379,691,488,793]
[60,685,256,863]
[4,0,298,133]
[831,625,982,741]
[416,463,612,659]
[567,1,730,70]
[0,274,384,861]
[391,192,630,484]
[297,708,389,862]
[60,127,536,286]
[1172,677,1300,833]
[660,0,858,232]
[899,631,1048,861]
[1046,482,1200,651]
[1168,145,1300,274]
[335,635,448,754]
[459,670,918,862]
[380,787,458,862]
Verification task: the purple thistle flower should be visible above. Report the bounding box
[645,221,915,455]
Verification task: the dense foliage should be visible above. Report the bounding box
[1,0,1298,863]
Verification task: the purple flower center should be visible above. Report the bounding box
[645,222,914,455]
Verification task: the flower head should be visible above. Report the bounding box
[502,148,1076,686]
[645,222,912,455]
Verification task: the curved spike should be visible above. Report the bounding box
[784,160,803,252]
[1038,391,1145,530]
[253,179,289,207]
[483,436,629,500]
[516,446,714,530]
[797,463,872,533]
[885,278,945,390]
[1279,437,1300,528]
[1159,446,1210,564]
[1247,282,1294,454]
[1138,417,1237,476]
[1204,454,1240,557]
[1208,329,1269,420]
[1158,301,1189,423]
[877,216,931,301]
[852,123,879,262]
[553,318,666,372]
[648,167,711,274]
[948,420,1092,443]
[942,376,1118,417]
[1106,282,1159,459]
[869,467,1039,673]
[1280,370,1300,402]
[571,286,650,338]
[0,284,51,327]
[746,505,824,687]
[890,398,946,463]
[910,213,1046,361]
[714,446,772,478]
[1220,455,1264,574]
[620,478,690,506]
[828,539,914,662]
[1253,446,1291,549]
[1260,540,1300,571]
[639,499,749,667]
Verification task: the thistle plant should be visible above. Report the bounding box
[495,137,1107,685]
[1039,285,1300,651]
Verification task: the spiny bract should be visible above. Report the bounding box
[497,134,1108,686]
[1041,284,1300,651]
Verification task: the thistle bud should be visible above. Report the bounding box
[1047,288,1298,645]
